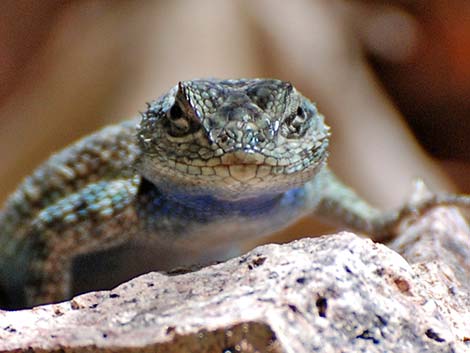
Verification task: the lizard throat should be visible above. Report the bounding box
[137,178,288,218]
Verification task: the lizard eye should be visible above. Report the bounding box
[166,102,200,137]
[281,106,308,138]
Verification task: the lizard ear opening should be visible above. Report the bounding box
[166,82,202,137]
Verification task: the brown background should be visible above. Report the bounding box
[0,0,468,243]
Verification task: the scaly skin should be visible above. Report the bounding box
[0,78,469,309]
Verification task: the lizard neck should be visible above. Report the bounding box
[137,178,305,221]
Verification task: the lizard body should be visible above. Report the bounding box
[0,78,468,309]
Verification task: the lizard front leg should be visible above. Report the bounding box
[312,168,470,242]
[18,177,140,308]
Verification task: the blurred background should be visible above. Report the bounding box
[0,0,469,243]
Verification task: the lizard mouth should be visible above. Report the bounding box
[148,147,323,198]
[168,150,311,183]
[218,151,266,166]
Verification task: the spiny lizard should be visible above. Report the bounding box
[0,78,469,309]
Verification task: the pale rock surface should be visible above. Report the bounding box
[0,207,469,352]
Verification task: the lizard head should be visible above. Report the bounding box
[137,79,330,200]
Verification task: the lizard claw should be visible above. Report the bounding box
[375,187,470,242]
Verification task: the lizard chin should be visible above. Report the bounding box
[139,156,327,201]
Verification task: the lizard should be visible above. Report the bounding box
[0,78,469,309]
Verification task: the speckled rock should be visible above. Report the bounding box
[0,207,469,353]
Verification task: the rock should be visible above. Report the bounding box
[0,207,469,352]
